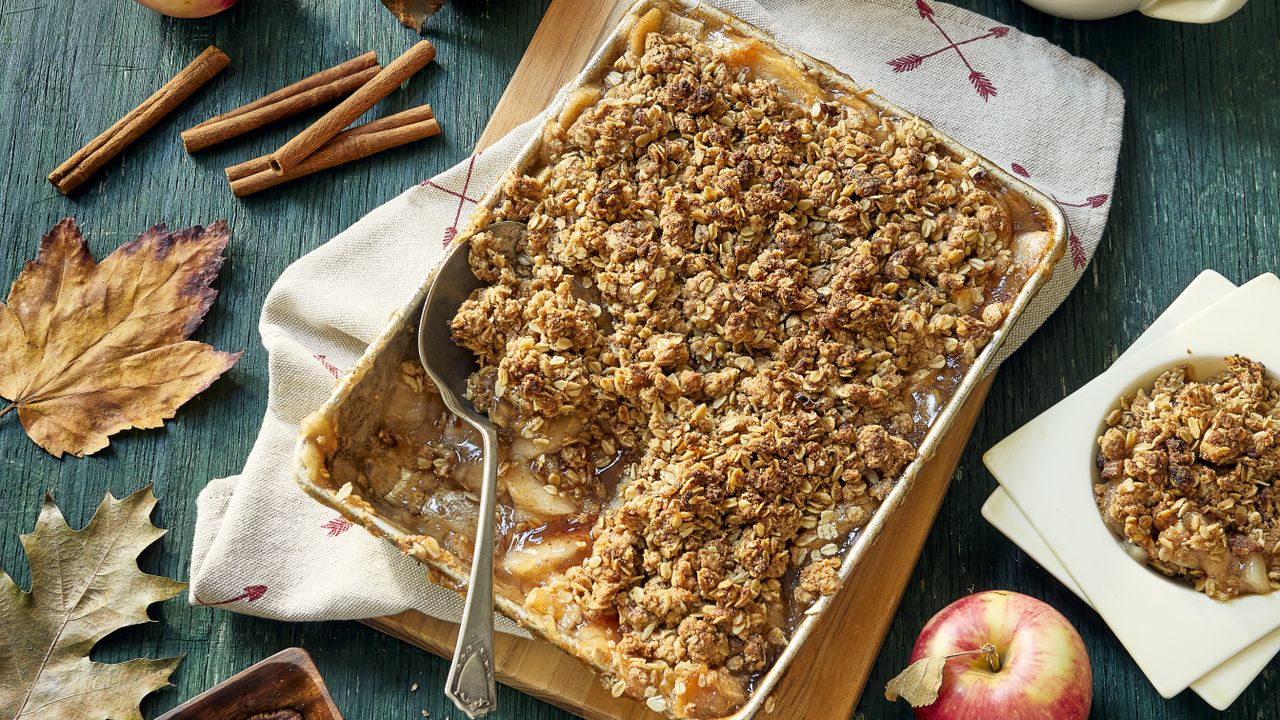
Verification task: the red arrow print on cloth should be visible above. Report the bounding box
[422,150,484,247]
[889,1,1008,102]
[313,354,342,379]
[1011,163,1109,270]
[322,516,354,537]
[1068,232,1088,269]
[1057,194,1110,209]
[194,584,268,606]
[887,27,1009,75]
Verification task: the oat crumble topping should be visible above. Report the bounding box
[434,23,1049,715]
[339,15,1050,718]
[1095,355,1280,601]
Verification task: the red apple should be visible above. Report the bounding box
[131,0,239,18]
[909,591,1091,719]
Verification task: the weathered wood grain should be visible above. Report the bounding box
[474,0,634,150]
[0,0,1277,719]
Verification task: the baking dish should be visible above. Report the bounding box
[293,1,1067,717]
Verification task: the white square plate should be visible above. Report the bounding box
[984,270,1280,710]
[984,272,1280,698]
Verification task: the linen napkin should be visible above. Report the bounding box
[190,0,1124,631]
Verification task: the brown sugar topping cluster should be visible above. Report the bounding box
[1096,355,1280,601]
[443,25,1035,717]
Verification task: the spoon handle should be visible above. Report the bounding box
[445,422,500,718]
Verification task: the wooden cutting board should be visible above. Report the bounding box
[364,2,996,717]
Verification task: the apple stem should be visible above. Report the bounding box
[980,642,1001,672]
[943,642,1001,673]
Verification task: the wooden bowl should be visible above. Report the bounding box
[157,647,343,720]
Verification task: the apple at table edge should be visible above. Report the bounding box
[910,591,1092,720]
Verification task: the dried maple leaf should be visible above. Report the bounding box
[885,643,1001,708]
[0,486,186,720]
[380,0,445,31]
[0,218,241,458]
[884,655,946,707]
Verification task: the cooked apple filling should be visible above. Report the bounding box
[353,15,1050,718]
[1096,355,1280,601]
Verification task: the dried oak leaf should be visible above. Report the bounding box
[0,218,241,458]
[380,0,445,31]
[0,486,186,720]
[884,655,946,707]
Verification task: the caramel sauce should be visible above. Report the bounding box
[909,364,959,445]
[706,27,846,109]
[498,515,596,595]
[355,370,616,600]
[992,178,1048,236]
[674,676,745,718]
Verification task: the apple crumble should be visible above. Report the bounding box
[442,19,1049,717]
[1095,356,1280,601]
[309,8,1056,719]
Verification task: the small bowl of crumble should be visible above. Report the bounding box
[985,273,1280,700]
[1094,355,1280,602]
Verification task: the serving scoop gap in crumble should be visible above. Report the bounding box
[1095,355,1280,601]
[310,4,1057,718]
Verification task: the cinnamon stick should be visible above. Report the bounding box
[268,40,436,175]
[49,46,229,195]
[227,105,439,197]
[182,52,382,153]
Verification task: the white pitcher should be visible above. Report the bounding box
[1021,0,1247,21]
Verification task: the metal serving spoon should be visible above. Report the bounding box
[418,221,525,718]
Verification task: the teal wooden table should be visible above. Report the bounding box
[1,1,1278,718]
